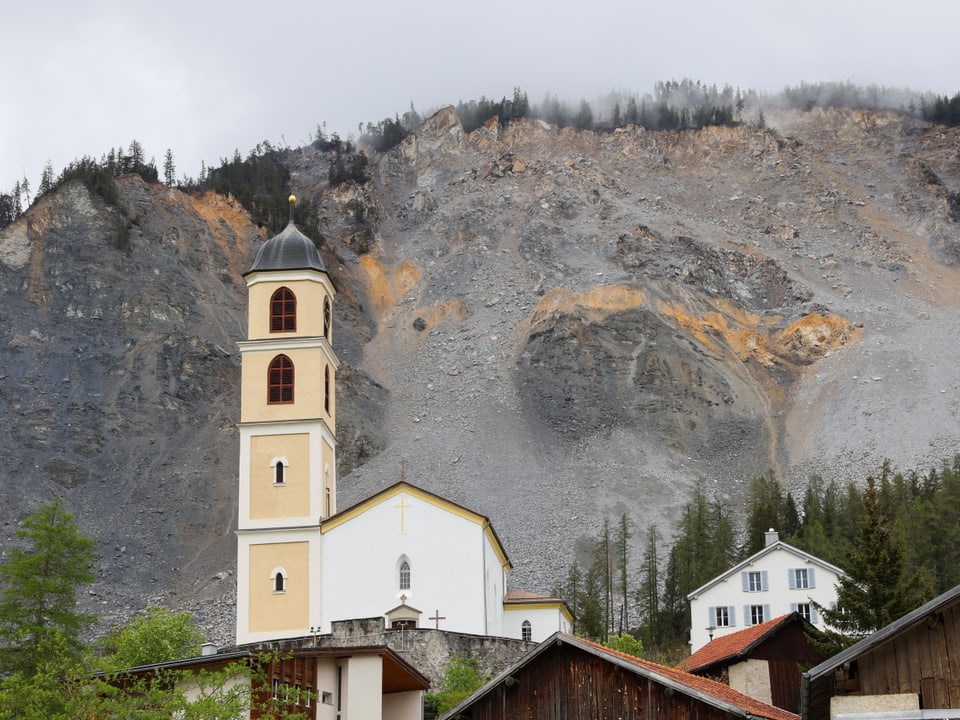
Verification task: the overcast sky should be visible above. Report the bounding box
[3,0,959,196]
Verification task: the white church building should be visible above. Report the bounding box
[234,199,571,648]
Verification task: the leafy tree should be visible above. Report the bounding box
[0,497,97,676]
[426,655,484,715]
[605,632,643,658]
[97,605,205,671]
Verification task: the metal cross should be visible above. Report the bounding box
[428,609,446,630]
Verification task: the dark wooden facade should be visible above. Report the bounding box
[446,635,797,720]
[802,585,960,720]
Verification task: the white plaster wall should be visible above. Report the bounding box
[831,693,919,716]
[383,691,423,720]
[483,532,506,635]
[502,607,571,642]
[343,655,382,720]
[688,545,842,651]
[314,660,339,720]
[728,658,773,706]
[320,492,493,635]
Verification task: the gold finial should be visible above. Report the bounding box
[288,194,297,205]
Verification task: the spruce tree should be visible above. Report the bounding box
[818,477,932,649]
[0,497,97,675]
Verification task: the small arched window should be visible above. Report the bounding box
[272,459,287,485]
[270,287,296,332]
[399,560,411,590]
[268,355,294,404]
[521,620,532,642]
[324,366,330,414]
[323,297,331,340]
[271,568,287,593]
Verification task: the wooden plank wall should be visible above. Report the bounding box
[858,604,960,709]
[461,645,744,720]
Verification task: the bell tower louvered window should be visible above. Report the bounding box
[270,287,296,332]
[268,355,294,404]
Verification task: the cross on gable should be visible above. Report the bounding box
[394,495,411,533]
[428,609,446,630]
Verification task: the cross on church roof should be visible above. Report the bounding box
[428,609,446,630]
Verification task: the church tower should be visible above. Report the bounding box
[235,197,339,644]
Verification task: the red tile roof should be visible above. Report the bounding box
[576,635,799,720]
[678,614,796,673]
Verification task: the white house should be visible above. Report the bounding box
[686,529,845,652]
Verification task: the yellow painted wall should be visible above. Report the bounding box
[248,541,310,633]
[248,280,332,341]
[240,349,334,424]
[250,434,310,519]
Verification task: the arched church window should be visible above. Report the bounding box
[521,620,532,642]
[270,287,296,332]
[268,355,294,404]
[324,366,330,414]
[399,560,411,590]
[323,297,331,340]
[271,568,287,593]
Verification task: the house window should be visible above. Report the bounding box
[742,570,768,592]
[793,602,819,623]
[323,297,331,340]
[750,604,765,625]
[521,620,532,642]
[272,568,287,593]
[399,560,411,590]
[790,567,816,589]
[272,679,280,700]
[268,355,294,404]
[273,459,287,485]
[270,287,296,332]
[714,606,731,627]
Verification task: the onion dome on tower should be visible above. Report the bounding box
[243,195,328,276]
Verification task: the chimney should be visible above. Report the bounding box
[764,528,779,547]
[201,642,218,657]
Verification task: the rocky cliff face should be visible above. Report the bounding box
[2,107,959,640]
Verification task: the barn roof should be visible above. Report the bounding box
[442,632,799,720]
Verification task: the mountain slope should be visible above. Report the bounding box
[1,107,959,639]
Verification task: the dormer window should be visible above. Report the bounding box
[268,355,294,404]
[270,287,296,332]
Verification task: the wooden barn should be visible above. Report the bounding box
[442,632,798,720]
[801,584,960,719]
[679,612,826,713]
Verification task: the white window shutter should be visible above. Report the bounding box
[764,604,771,622]
[708,606,716,625]
[809,567,816,588]
[743,605,750,625]
[790,602,797,612]
[728,606,736,627]
[741,572,749,591]
[788,569,796,589]
[761,570,769,591]
[812,605,820,623]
